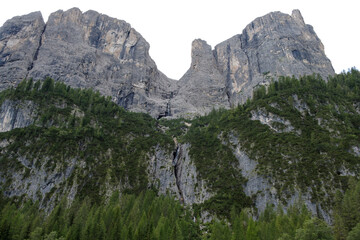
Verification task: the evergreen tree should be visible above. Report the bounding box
[295,218,334,240]
[334,178,360,239]
[29,227,43,240]
[41,77,55,93]
[347,223,360,240]
[209,220,231,240]
[246,218,258,240]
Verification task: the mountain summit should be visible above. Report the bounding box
[0,9,334,118]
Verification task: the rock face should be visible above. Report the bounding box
[214,10,335,106]
[0,100,37,132]
[27,8,177,118]
[170,39,230,117]
[0,9,335,118]
[0,8,177,118]
[0,12,45,91]
[174,143,213,205]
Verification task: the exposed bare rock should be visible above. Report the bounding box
[251,108,296,133]
[214,9,335,106]
[147,145,179,197]
[26,8,177,118]
[174,143,214,205]
[0,12,45,91]
[229,134,332,223]
[170,39,229,117]
[0,9,335,118]
[0,100,37,132]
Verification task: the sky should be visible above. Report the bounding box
[0,0,359,80]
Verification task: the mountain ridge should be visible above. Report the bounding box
[0,8,334,118]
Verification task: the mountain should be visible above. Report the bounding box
[0,8,177,119]
[0,8,334,118]
[1,8,358,239]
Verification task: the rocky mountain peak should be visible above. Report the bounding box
[168,39,229,117]
[214,9,334,106]
[190,39,214,71]
[291,9,305,25]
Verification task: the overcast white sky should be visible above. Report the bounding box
[0,0,359,80]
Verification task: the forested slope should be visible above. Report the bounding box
[0,69,360,239]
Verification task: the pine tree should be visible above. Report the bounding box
[246,218,258,240]
[295,218,334,240]
[29,227,43,240]
[347,223,360,240]
[231,215,246,240]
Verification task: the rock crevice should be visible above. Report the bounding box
[173,144,184,203]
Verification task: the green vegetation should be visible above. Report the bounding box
[180,69,360,214]
[184,109,253,218]
[333,178,360,239]
[0,190,200,240]
[4,179,360,240]
[204,203,333,240]
[0,68,360,239]
[202,177,360,240]
[0,78,173,204]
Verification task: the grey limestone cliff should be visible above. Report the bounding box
[0,9,335,118]
[167,9,335,117]
[0,12,45,91]
[228,134,332,223]
[27,8,177,118]
[0,99,37,132]
[214,9,335,106]
[0,8,177,118]
[170,39,230,117]
[173,143,214,205]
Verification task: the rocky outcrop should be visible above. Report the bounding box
[168,10,335,117]
[0,99,37,132]
[0,8,177,118]
[230,139,278,213]
[147,141,215,206]
[173,143,214,205]
[251,108,296,133]
[0,12,45,91]
[228,134,332,223]
[3,155,76,208]
[170,39,230,117]
[0,9,335,118]
[147,145,179,197]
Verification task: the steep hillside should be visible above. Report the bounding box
[0,78,176,208]
[0,69,359,239]
[163,69,360,221]
[1,69,359,221]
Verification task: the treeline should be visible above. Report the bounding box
[3,77,164,138]
[253,68,360,102]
